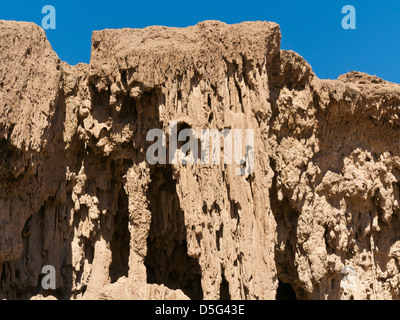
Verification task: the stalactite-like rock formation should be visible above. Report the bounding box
[0,20,400,300]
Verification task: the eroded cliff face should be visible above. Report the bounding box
[0,20,399,300]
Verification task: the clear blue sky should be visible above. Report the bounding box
[1,0,399,83]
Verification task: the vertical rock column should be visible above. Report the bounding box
[89,20,282,299]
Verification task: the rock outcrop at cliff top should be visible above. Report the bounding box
[0,19,400,300]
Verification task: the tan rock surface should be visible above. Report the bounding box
[0,19,399,300]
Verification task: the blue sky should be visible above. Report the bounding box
[1,0,399,83]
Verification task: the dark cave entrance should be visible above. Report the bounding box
[219,269,231,300]
[144,165,203,300]
[109,187,130,283]
[276,279,297,300]
[269,157,304,300]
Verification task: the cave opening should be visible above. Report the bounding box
[144,165,203,300]
[109,187,130,283]
[269,157,304,300]
[219,269,231,300]
[276,279,297,300]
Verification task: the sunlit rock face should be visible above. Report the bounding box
[0,20,400,300]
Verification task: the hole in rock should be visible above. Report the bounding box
[109,187,130,283]
[176,122,191,149]
[145,165,203,300]
[230,201,240,220]
[276,279,297,300]
[216,225,223,251]
[219,270,230,300]
[208,111,213,123]
[175,122,201,164]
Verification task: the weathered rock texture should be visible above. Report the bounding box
[0,19,400,300]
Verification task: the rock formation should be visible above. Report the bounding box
[0,19,399,300]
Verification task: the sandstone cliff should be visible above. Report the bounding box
[0,20,399,300]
